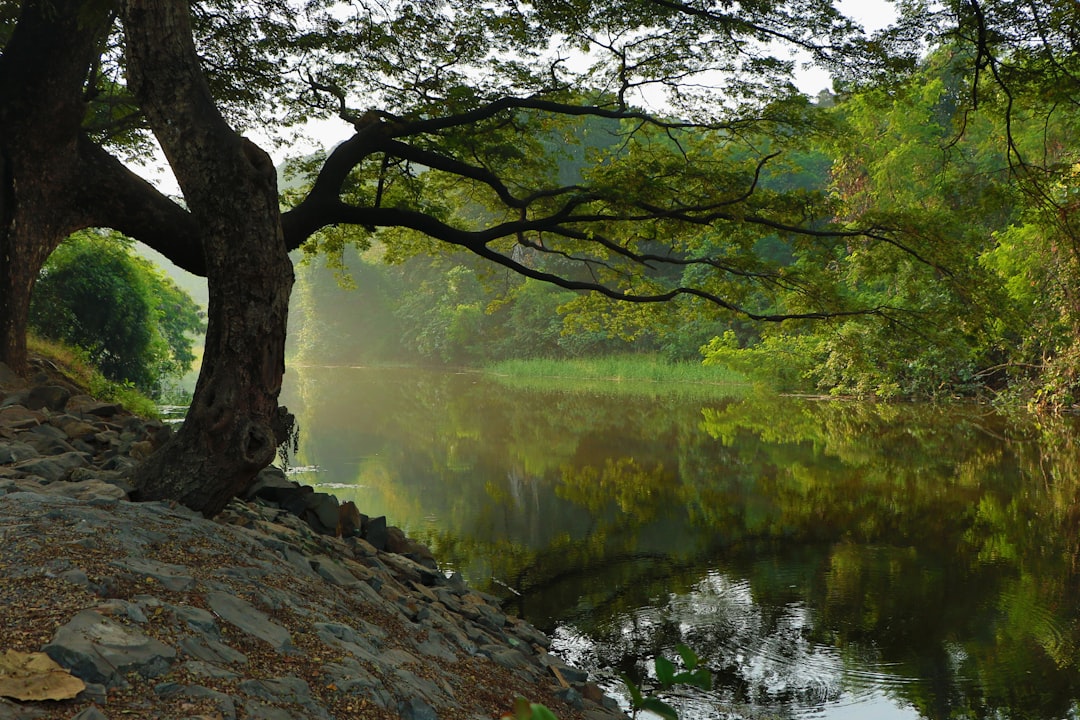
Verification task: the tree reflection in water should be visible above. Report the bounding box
[281,368,1080,719]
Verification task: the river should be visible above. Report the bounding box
[278,365,1080,720]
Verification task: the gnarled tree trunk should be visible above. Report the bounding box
[122,0,294,516]
[0,0,111,373]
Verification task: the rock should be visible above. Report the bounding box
[69,706,109,720]
[111,557,195,592]
[65,395,123,417]
[19,432,77,456]
[0,440,38,464]
[26,385,71,412]
[178,636,248,666]
[245,466,296,501]
[0,362,20,388]
[400,696,440,720]
[155,682,238,718]
[337,500,362,537]
[48,415,99,440]
[364,515,388,550]
[309,554,361,587]
[13,452,90,482]
[205,592,295,653]
[43,610,177,688]
[0,406,41,429]
[303,492,340,534]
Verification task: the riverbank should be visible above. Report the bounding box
[0,358,623,720]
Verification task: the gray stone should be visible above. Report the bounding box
[13,452,89,482]
[95,599,148,623]
[364,515,388,550]
[111,557,195,592]
[313,621,382,659]
[26,385,71,411]
[155,682,237,718]
[242,700,295,720]
[480,644,533,672]
[0,440,38,464]
[240,676,330,720]
[43,609,177,688]
[58,568,91,589]
[66,395,123,417]
[414,633,459,662]
[540,654,590,684]
[181,660,241,680]
[400,697,440,720]
[178,635,248,665]
[171,604,218,634]
[239,676,313,704]
[19,435,76,456]
[304,492,340,533]
[318,661,395,707]
[310,554,360,587]
[46,479,127,505]
[69,707,109,720]
[244,466,296,501]
[555,686,586,710]
[0,697,50,719]
[0,405,41,428]
[49,415,99,440]
[280,546,322,580]
[206,591,295,652]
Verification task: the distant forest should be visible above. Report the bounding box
[287,43,1077,406]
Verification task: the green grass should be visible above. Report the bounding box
[28,336,160,418]
[484,355,751,399]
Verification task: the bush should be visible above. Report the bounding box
[30,231,205,398]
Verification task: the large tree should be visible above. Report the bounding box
[4,0,1055,515]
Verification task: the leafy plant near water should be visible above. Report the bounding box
[506,645,711,720]
[621,644,713,720]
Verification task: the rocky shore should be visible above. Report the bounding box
[0,359,625,720]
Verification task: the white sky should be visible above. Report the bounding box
[794,0,900,95]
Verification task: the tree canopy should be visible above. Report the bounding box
[29,231,205,397]
[1,0,1076,513]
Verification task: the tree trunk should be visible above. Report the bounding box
[122,0,294,516]
[0,1,112,373]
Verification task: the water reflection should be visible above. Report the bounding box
[279,366,1080,720]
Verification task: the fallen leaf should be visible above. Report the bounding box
[0,649,86,701]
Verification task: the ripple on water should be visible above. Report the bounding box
[554,567,934,720]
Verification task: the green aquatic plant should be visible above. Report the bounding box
[508,644,712,720]
[622,644,713,720]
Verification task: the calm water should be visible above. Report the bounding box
[279,366,1080,720]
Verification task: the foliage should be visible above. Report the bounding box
[26,336,159,418]
[502,697,558,720]
[621,644,712,720]
[29,231,205,398]
[506,645,711,720]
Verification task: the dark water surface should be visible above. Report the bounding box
[279,366,1080,720]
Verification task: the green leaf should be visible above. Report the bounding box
[528,703,560,720]
[654,656,676,688]
[508,697,560,720]
[673,668,713,691]
[639,697,680,720]
[674,643,699,670]
[619,673,644,707]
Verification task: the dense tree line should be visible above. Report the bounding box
[290,39,1080,407]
